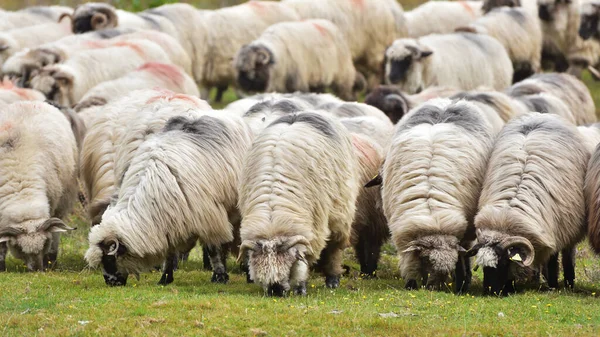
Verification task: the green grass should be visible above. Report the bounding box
[1,204,600,336]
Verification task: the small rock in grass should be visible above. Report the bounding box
[250,328,268,336]
[379,312,399,318]
[498,312,505,318]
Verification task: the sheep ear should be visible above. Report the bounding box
[256,48,272,66]
[53,70,74,88]
[465,243,483,257]
[420,50,433,59]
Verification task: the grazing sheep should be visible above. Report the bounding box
[0,18,73,68]
[381,99,494,293]
[0,79,45,104]
[0,101,77,272]
[341,117,393,276]
[365,85,461,123]
[237,112,360,296]
[235,19,363,101]
[225,92,342,117]
[0,6,72,31]
[538,0,582,72]
[282,0,408,88]
[451,90,527,122]
[456,7,542,82]
[512,92,577,124]
[320,102,393,126]
[75,62,200,119]
[81,89,210,228]
[384,33,513,94]
[507,73,597,125]
[406,1,483,38]
[85,112,253,286]
[578,123,600,153]
[30,39,170,107]
[469,113,588,295]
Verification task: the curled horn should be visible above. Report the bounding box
[499,236,535,266]
[107,238,120,256]
[236,240,259,263]
[588,65,600,81]
[0,227,24,237]
[39,218,75,232]
[280,235,311,251]
[91,7,119,31]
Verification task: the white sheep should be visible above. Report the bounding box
[384,33,513,94]
[0,6,72,31]
[538,0,582,71]
[578,123,600,153]
[585,139,600,256]
[457,7,542,82]
[85,112,253,286]
[470,113,588,294]
[381,99,494,293]
[0,79,45,104]
[30,39,171,107]
[282,0,408,88]
[237,112,360,296]
[406,1,483,38]
[234,19,363,101]
[0,101,77,271]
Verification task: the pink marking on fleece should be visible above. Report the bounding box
[312,22,330,37]
[0,79,38,100]
[111,41,146,59]
[83,40,107,49]
[351,0,365,9]
[145,88,203,107]
[248,1,267,14]
[0,121,13,132]
[137,62,184,87]
[458,1,476,17]
[351,134,380,178]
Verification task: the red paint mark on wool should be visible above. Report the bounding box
[137,62,183,87]
[0,121,13,132]
[351,134,380,174]
[248,0,266,13]
[0,79,38,100]
[312,22,329,37]
[458,1,476,17]
[83,40,107,49]
[351,0,365,8]
[145,88,203,106]
[112,41,146,58]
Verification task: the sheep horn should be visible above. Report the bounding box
[499,236,535,267]
[236,240,259,264]
[0,227,24,237]
[38,218,75,232]
[588,65,600,81]
[107,238,120,256]
[280,235,311,252]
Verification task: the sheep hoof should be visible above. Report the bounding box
[0,262,5,272]
[405,279,418,290]
[211,272,229,284]
[158,273,174,285]
[245,273,254,284]
[325,275,340,289]
[295,282,307,296]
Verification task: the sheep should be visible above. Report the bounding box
[282,0,408,89]
[30,39,171,107]
[538,0,582,72]
[468,113,588,295]
[512,92,578,124]
[235,19,363,101]
[75,62,200,120]
[384,33,513,95]
[0,18,73,68]
[340,117,393,276]
[85,112,253,286]
[578,123,600,153]
[405,1,483,38]
[507,73,597,125]
[0,101,77,272]
[456,7,542,83]
[482,0,539,15]
[380,99,494,293]
[81,89,210,228]
[225,92,342,117]
[0,79,45,104]
[365,85,461,123]
[450,90,528,122]
[237,112,360,296]
[0,6,72,31]
[320,102,393,126]
[585,139,600,255]
[1,28,133,87]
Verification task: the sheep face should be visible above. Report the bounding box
[72,3,119,34]
[538,0,569,22]
[30,66,74,106]
[468,229,535,295]
[384,40,432,94]
[580,3,600,40]
[364,85,410,123]
[0,218,73,271]
[4,49,63,88]
[482,0,521,14]
[402,235,465,289]
[235,45,274,93]
[239,236,311,297]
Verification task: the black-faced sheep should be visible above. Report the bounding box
[0,101,77,272]
[384,33,513,94]
[469,113,588,295]
[381,99,494,293]
[234,19,364,101]
[237,112,360,296]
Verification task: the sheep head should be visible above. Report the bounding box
[580,2,600,40]
[401,235,466,289]
[0,218,74,271]
[72,3,119,34]
[384,39,432,94]
[238,235,312,297]
[364,85,410,123]
[467,228,535,295]
[85,230,130,287]
[30,65,75,106]
[235,44,274,93]
[538,0,570,22]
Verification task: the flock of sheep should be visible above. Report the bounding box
[2,0,600,297]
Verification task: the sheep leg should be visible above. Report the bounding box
[158,253,177,285]
[354,230,382,278]
[44,232,60,270]
[214,85,228,103]
[207,245,229,284]
[202,246,212,270]
[405,279,418,290]
[290,260,309,295]
[318,240,345,289]
[454,255,471,294]
[0,242,7,272]
[544,253,560,289]
[562,247,576,289]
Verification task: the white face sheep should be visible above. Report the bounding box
[0,101,77,272]
[384,33,513,94]
[380,99,494,293]
[85,113,253,286]
[468,113,589,295]
[237,112,360,296]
